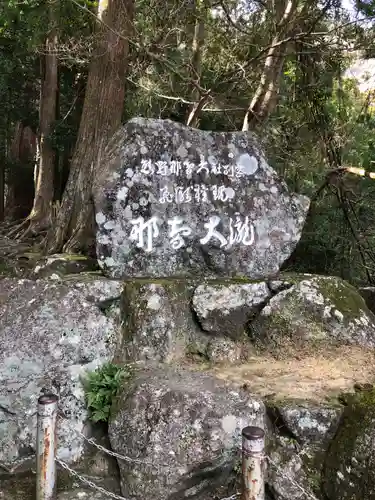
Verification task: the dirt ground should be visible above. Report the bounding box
[191,345,375,403]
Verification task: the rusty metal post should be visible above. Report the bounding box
[241,426,266,500]
[36,393,58,500]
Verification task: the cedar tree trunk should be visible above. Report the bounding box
[46,0,134,254]
[29,1,58,232]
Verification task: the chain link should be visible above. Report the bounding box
[78,433,317,499]
[57,458,240,500]
[56,458,130,500]
[217,494,240,500]
[77,431,156,465]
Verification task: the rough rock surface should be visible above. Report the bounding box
[323,389,375,500]
[0,277,122,467]
[267,401,342,500]
[119,279,250,363]
[108,366,264,500]
[250,274,375,351]
[275,402,341,445]
[192,282,270,340]
[57,491,111,500]
[120,281,192,362]
[93,117,310,279]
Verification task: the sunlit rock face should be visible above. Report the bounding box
[93,117,310,279]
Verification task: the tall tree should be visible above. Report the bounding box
[46,0,134,253]
[28,0,58,234]
[186,0,207,127]
[242,0,333,131]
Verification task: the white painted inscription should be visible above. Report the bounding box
[200,215,227,248]
[139,156,256,179]
[140,154,259,204]
[127,154,259,252]
[228,215,254,246]
[168,216,193,250]
[129,216,159,253]
[127,215,255,252]
[158,184,236,204]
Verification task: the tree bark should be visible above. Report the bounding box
[28,1,58,232]
[186,0,206,128]
[242,0,299,131]
[0,160,4,222]
[46,0,134,254]
[5,122,36,221]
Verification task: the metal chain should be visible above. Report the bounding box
[56,458,130,500]
[217,494,240,500]
[266,456,319,500]
[76,431,155,465]
[57,457,240,500]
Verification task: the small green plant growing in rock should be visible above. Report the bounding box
[83,362,132,423]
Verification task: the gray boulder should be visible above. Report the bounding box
[250,274,375,352]
[0,277,122,468]
[94,118,310,280]
[192,282,270,340]
[268,437,321,500]
[323,388,375,500]
[119,280,201,363]
[57,492,111,500]
[267,400,342,500]
[275,402,341,445]
[119,279,252,363]
[108,366,264,500]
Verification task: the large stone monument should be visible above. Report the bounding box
[93,118,310,279]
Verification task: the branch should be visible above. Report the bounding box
[127,78,246,112]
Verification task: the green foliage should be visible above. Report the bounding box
[3,0,375,285]
[83,362,132,423]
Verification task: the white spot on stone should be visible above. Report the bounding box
[147,294,161,310]
[104,220,116,230]
[224,187,235,200]
[238,154,258,175]
[122,207,132,221]
[140,146,148,154]
[117,186,129,201]
[126,168,134,178]
[176,145,188,158]
[139,197,148,206]
[221,415,237,434]
[334,309,344,322]
[250,400,261,411]
[270,185,278,194]
[104,256,115,267]
[96,212,106,225]
[132,203,139,210]
[126,180,134,188]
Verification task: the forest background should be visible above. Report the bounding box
[2,0,375,285]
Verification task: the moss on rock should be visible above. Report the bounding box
[250,274,375,354]
[323,388,375,499]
